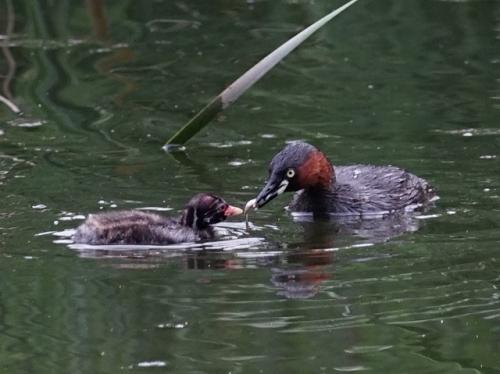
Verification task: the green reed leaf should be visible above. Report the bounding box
[164,0,360,148]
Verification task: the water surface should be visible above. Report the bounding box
[1,0,500,372]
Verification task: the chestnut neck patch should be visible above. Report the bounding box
[297,150,335,190]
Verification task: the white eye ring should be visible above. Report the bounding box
[286,169,295,178]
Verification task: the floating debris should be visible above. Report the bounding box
[136,361,167,368]
[157,322,188,329]
[434,128,500,137]
[136,207,173,212]
[58,215,86,221]
[9,118,46,128]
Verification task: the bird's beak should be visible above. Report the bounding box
[224,205,243,217]
[252,175,289,210]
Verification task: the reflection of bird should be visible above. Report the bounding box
[271,250,334,299]
[271,268,330,299]
[248,142,436,217]
[295,212,421,244]
[73,193,242,245]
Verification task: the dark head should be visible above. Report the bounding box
[181,193,243,230]
[252,142,334,209]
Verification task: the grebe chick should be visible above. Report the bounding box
[73,193,242,245]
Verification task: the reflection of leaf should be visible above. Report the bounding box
[86,0,109,40]
[0,153,35,185]
[146,19,201,33]
[0,95,19,113]
[0,0,20,114]
[94,47,136,106]
[87,0,137,107]
[165,0,360,147]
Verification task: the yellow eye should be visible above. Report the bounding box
[286,169,295,178]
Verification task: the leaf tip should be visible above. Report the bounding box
[162,143,187,153]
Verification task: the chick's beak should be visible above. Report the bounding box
[224,205,243,217]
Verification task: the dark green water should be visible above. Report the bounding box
[1,0,500,372]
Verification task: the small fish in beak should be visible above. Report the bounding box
[244,198,257,230]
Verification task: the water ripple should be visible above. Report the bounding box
[434,128,500,136]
